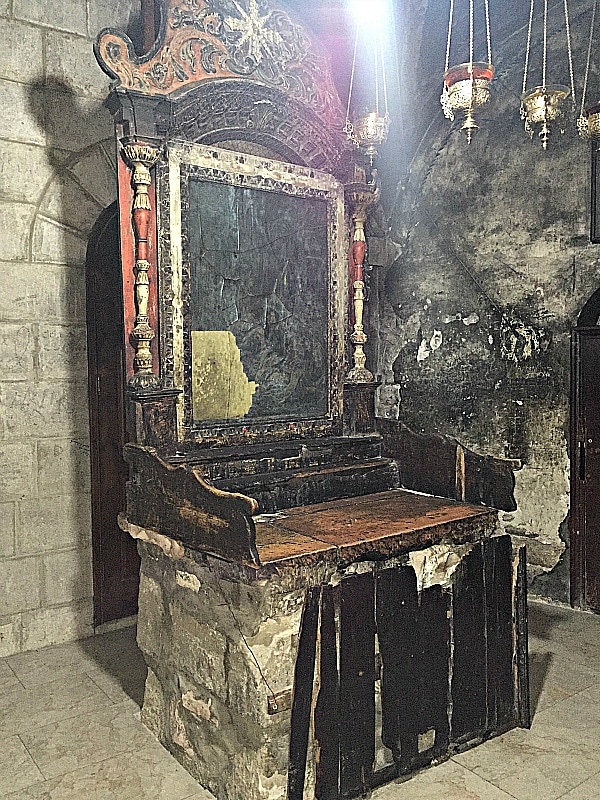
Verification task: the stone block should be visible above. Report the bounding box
[0,19,43,84]
[16,494,91,555]
[0,615,22,658]
[0,382,89,440]
[0,141,55,205]
[87,0,139,37]
[37,438,91,497]
[69,143,118,209]
[0,0,10,15]
[44,89,113,152]
[45,30,111,99]
[42,547,93,606]
[37,324,88,381]
[168,602,228,697]
[31,217,87,265]
[137,571,166,666]
[40,172,105,237]
[0,556,41,616]
[20,598,94,651]
[13,0,87,35]
[0,79,46,146]
[0,261,86,323]
[0,202,36,261]
[0,441,37,501]
[0,502,15,558]
[0,323,35,380]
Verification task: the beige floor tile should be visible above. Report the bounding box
[0,674,114,736]
[0,658,21,689]
[19,703,154,779]
[371,758,516,799]
[453,719,600,800]
[528,602,600,670]
[559,770,600,799]
[0,735,44,795]
[528,644,600,713]
[3,741,211,800]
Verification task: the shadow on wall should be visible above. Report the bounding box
[21,76,119,645]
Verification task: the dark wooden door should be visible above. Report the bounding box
[571,327,600,612]
[86,203,140,626]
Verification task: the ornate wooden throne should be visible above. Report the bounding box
[95,3,529,799]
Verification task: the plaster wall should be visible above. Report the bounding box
[0,0,139,656]
[377,0,600,600]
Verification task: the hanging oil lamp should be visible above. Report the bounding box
[520,0,576,149]
[578,0,600,139]
[343,7,390,175]
[440,0,494,143]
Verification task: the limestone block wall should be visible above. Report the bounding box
[0,0,139,656]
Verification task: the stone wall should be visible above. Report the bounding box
[0,0,139,655]
[375,0,600,601]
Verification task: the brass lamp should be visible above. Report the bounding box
[577,0,600,140]
[520,0,576,149]
[440,0,494,142]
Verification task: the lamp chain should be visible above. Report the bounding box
[445,0,454,73]
[543,0,547,89]
[345,26,359,129]
[581,0,597,117]
[484,0,492,64]
[523,0,535,95]
[563,0,576,109]
[469,0,474,67]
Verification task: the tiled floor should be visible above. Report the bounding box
[1,600,599,799]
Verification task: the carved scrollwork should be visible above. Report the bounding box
[95,0,344,128]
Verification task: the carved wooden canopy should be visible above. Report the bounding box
[96,0,354,175]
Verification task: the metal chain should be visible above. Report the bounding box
[523,0,535,94]
[484,0,492,64]
[469,0,474,66]
[345,25,359,126]
[380,30,389,115]
[563,0,576,109]
[445,0,455,72]
[543,0,547,88]
[581,0,597,116]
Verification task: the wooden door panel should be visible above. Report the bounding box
[571,328,600,612]
[86,204,140,625]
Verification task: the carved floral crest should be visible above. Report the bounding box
[95,0,344,124]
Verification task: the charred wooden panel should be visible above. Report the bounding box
[123,443,260,564]
[288,587,321,800]
[375,566,419,773]
[315,585,340,800]
[515,545,531,729]
[485,535,515,730]
[339,573,375,799]
[377,419,517,511]
[127,387,181,447]
[451,542,487,741]
[343,383,379,435]
[414,585,451,764]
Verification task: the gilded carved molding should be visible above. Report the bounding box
[95,0,345,128]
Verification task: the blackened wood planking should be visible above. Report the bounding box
[315,585,340,800]
[485,535,516,730]
[375,566,419,773]
[339,572,376,799]
[515,545,531,729]
[414,584,451,764]
[451,542,487,741]
[288,586,321,800]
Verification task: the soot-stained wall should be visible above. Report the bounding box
[374,0,600,599]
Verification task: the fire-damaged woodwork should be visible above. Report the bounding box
[377,417,517,511]
[287,536,529,800]
[339,573,376,799]
[123,443,259,564]
[288,586,321,800]
[315,585,340,800]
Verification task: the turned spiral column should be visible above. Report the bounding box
[121,141,161,390]
[345,175,379,383]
